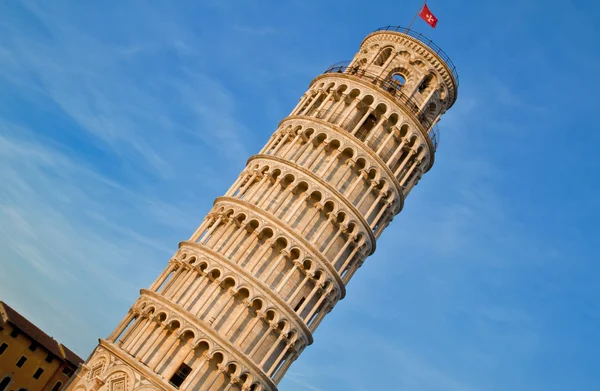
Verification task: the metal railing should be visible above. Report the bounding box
[322,64,440,151]
[373,25,459,85]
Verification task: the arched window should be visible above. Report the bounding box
[418,74,433,93]
[0,377,11,391]
[374,47,393,66]
[52,381,63,391]
[392,74,406,88]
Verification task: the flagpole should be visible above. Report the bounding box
[405,0,427,32]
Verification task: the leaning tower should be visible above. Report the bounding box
[65,26,458,391]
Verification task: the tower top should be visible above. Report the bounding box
[363,26,459,107]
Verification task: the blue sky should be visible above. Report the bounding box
[1,0,599,390]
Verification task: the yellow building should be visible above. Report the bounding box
[0,302,82,391]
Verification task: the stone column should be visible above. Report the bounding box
[162,339,196,380]
[244,174,269,201]
[222,300,251,336]
[262,250,290,283]
[248,322,276,357]
[365,190,387,222]
[376,128,397,155]
[180,353,211,389]
[150,330,180,371]
[267,343,295,377]
[394,149,416,177]
[296,282,322,315]
[137,320,164,361]
[321,224,346,256]
[246,238,276,273]
[339,243,364,274]
[351,106,375,136]
[233,230,260,263]
[317,149,341,177]
[281,133,303,159]
[364,115,388,144]
[116,312,142,346]
[309,302,333,331]
[107,310,135,342]
[371,201,392,229]
[399,156,423,186]
[306,142,329,171]
[209,288,237,325]
[236,311,265,347]
[314,89,336,117]
[344,169,368,197]
[325,93,347,122]
[123,313,152,353]
[304,288,332,323]
[287,272,313,306]
[275,262,301,292]
[355,180,377,210]
[311,213,335,244]
[284,192,309,223]
[337,98,360,127]
[195,278,223,316]
[331,237,354,269]
[213,218,236,251]
[149,262,176,291]
[273,351,297,383]
[189,214,215,242]
[290,93,309,115]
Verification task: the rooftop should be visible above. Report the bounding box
[371,25,459,86]
[0,301,84,367]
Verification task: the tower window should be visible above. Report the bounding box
[16,356,27,367]
[33,368,44,379]
[169,363,192,388]
[51,382,63,391]
[0,343,8,355]
[392,74,406,87]
[0,376,11,391]
[10,329,20,338]
[418,75,433,93]
[374,47,393,66]
[28,342,37,351]
[45,354,53,363]
[62,367,75,377]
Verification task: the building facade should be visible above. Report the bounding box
[65,26,458,391]
[0,301,83,391]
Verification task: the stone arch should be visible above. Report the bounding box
[221,276,237,290]
[165,317,182,330]
[373,46,393,66]
[250,297,265,311]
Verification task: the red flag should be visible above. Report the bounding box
[419,4,438,28]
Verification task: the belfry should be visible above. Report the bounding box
[65,26,458,391]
